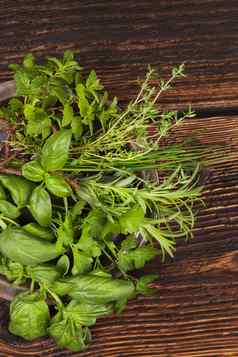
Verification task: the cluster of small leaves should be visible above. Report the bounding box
[0,52,203,352]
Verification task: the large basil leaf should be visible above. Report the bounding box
[51,274,135,304]
[22,223,54,241]
[0,227,62,265]
[45,174,72,197]
[26,264,61,284]
[0,174,35,207]
[41,129,72,171]
[48,314,91,352]
[63,300,113,326]
[9,292,50,340]
[29,186,52,226]
[0,200,20,219]
[22,160,45,182]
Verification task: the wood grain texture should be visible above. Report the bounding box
[0,116,237,357]
[1,1,238,356]
[0,1,238,110]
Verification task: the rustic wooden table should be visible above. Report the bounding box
[0,1,238,356]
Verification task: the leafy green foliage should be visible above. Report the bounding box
[0,174,35,207]
[29,186,52,226]
[0,52,204,352]
[136,274,158,295]
[45,174,72,197]
[48,311,91,352]
[9,292,50,340]
[22,223,54,241]
[51,274,135,304]
[118,237,159,272]
[0,227,62,265]
[0,200,20,219]
[22,160,45,182]
[41,129,72,171]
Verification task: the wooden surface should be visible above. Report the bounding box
[1,1,238,356]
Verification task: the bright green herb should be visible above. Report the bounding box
[0,51,205,352]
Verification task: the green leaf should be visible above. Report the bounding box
[62,103,74,127]
[45,174,72,197]
[136,274,158,296]
[71,200,86,221]
[48,314,91,352]
[41,129,72,171]
[0,227,62,265]
[64,300,113,326]
[0,174,35,207]
[143,224,176,260]
[119,206,145,234]
[24,105,51,138]
[63,50,74,62]
[0,200,20,219]
[26,115,51,138]
[0,185,6,200]
[22,223,54,241]
[23,53,35,69]
[27,264,61,284]
[86,70,103,101]
[55,214,74,250]
[71,116,82,140]
[29,186,52,226]
[9,292,50,341]
[22,160,45,182]
[101,220,121,239]
[72,247,93,275]
[120,236,137,251]
[56,255,70,276]
[118,245,159,272]
[48,301,112,352]
[76,209,104,257]
[50,85,68,105]
[76,84,89,117]
[51,274,135,304]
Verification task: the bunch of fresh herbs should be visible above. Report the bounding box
[0,51,203,352]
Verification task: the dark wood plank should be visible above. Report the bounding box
[0,1,238,110]
[0,115,238,356]
[1,1,238,355]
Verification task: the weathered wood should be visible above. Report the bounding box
[0,1,238,110]
[1,0,238,355]
[0,115,237,356]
